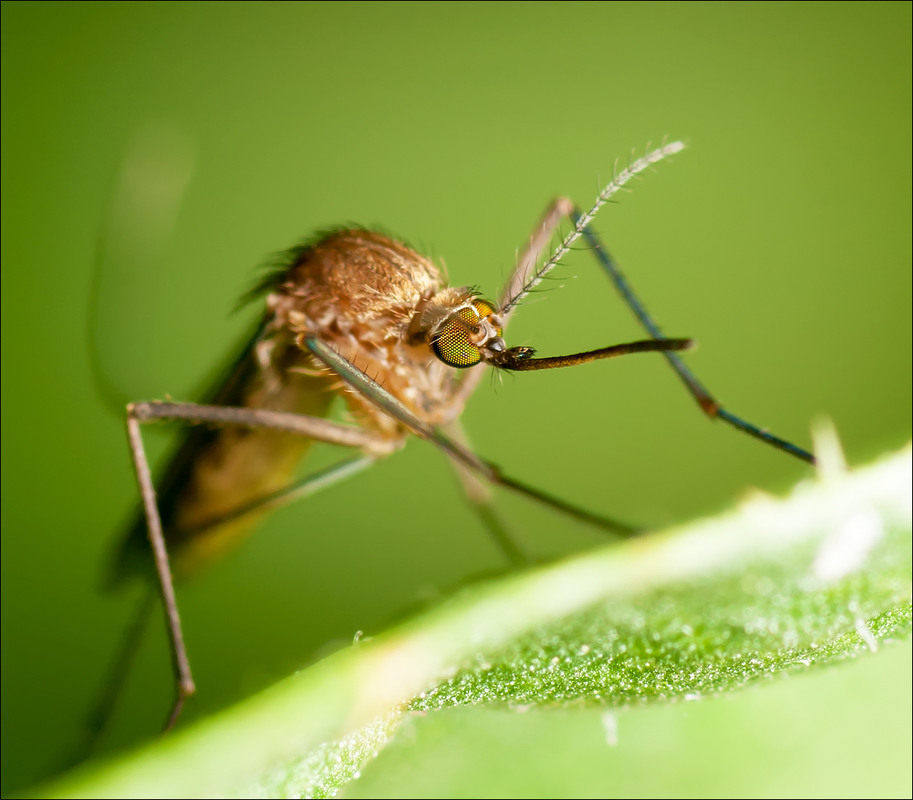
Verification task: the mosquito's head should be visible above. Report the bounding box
[430,297,509,369]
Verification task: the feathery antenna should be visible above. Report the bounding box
[500,141,685,316]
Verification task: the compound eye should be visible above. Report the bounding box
[432,305,483,368]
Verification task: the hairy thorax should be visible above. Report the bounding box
[266,229,470,434]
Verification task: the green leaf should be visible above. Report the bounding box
[41,441,912,798]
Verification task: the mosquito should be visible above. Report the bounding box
[106,141,815,738]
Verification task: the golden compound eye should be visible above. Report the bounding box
[432,305,483,368]
[432,299,502,368]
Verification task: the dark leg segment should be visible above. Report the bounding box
[574,210,816,465]
[307,337,642,539]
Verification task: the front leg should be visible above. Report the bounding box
[572,215,816,464]
[486,142,815,465]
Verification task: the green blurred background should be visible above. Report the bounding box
[2,2,910,795]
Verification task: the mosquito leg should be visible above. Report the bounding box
[305,338,490,472]
[126,401,396,729]
[126,410,193,730]
[570,213,816,465]
[477,144,812,463]
[442,421,529,565]
[495,473,640,535]
[307,337,640,537]
[130,401,397,450]
[180,456,375,536]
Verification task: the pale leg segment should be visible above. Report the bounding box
[126,400,396,730]
[442,420,529,565]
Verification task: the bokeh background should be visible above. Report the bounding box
[2,2,910,795]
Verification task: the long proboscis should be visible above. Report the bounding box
[494,337,693,371]
[499,141,686,317]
